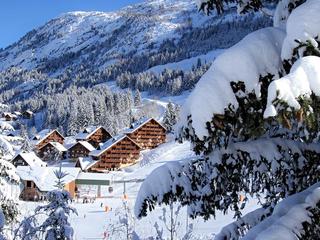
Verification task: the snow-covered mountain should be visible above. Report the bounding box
[0,0,273,134]
[0,0,271,76]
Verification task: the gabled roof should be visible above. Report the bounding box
[75,126,110,140]
[3,112,17,118]
[39,142,67,152]
[32,129,64,145]
[16,166,81,192]
[69,141,95,152]
[89,134,140,157]
[12,151,47,167]
[123,117,166,134]
[76,157,97,171]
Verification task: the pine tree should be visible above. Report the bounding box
[20,124,33,152]
[134,90,142,106]
[162,102,179,133]
[0,159,20,239]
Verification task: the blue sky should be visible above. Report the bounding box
[0,0,143,49]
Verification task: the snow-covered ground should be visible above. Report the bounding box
[20,139,260,239]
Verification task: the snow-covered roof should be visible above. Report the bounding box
[3,112,17,118]
[32,129,64,145]
[40,141,67,152]
[89,134,140,157]
[13,152,47,167]
[24,110,33,115]
[75,126,107,140]
[76,157,97,170]
[69,141,95,152]
[16,166,81,192]
[123,117,165,134]
[77,172,113,182]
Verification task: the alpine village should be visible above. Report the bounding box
[0,0,320,239]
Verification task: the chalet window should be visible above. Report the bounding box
[26,181,32,188]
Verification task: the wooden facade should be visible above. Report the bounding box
[76,127,112,148]
[19,180,76,201]
[68,142,93,160]
[126,118,166,149]
[12,155,30,167]
[35,130,64,150]
[3,113,17,121]
[38,142,67,160]
[89,136,141,171]
[22,110,33,119]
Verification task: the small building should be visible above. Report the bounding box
[38,142,67,161]
[11,151,47,168]
[32,129,64,150]
[14,111,22,117]
[17,166,81,201]
[75,126,112,148]
[2,112,17,122]
[88,135,141,171]
[124,118,166,149]
[67,141,95,160]
[75,172,113,198]
[22,110,33,119]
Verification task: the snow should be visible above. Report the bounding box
[264,56,320,118]
[75,126,107,141]
[16,166,81,192]
[281,0,320,60]
[20,139,261,239]
[146,49,224,75]
[244,182,320,239]
[0,121,14,132]
[12,152,47,168]
[179,27,285,139]
[76,157,97,171]
[273,0,293,29]
[44,142,67,152]
[71,141,95,152]
[0,135,14,157]
[77,172,113,182]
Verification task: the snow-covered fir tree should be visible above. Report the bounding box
[0,159,20,240]
[135,0,320,239]
[162,102,179,133]
[19,124,33,152]
[134,90,142,107]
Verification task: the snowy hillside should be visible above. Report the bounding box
[0,0,272,76]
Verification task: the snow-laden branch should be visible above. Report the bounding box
[264,56,320,118]
[178,27,285,140]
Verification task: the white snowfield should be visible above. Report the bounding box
[179,27,285,139]
[264,56,320,118]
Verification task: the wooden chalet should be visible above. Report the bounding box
[75,126,112,148]
[88,135,141,171]
[38,142,67,160]
[124,118,166,149]
[2,112,17,121]
[22,110,33,119]
[32,129,64,150]
[67,141,95,160]
[11,152,47,168]
[17,166,80,201]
